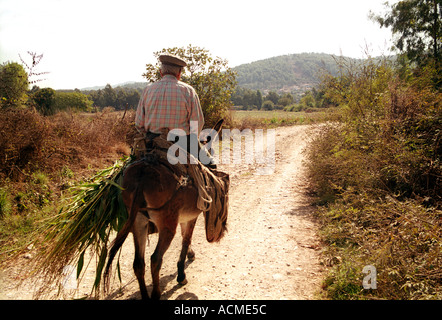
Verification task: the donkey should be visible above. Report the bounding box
[104,120,228,300]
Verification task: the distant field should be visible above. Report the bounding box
[230,109,340,128]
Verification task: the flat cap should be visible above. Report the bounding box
[159,54,188,67]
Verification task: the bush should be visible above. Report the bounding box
[261,100,274,110]
[0,109,48,180]
[0,108,135,184]
[309,58,442,205]
[32,87,56,115]
[306,57,442,299]
[53,91,93,112]
[0,62,28,108]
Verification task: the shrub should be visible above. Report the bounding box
[0,108,48,180]
[306,56,442,299]
[32,87,56,116]
[261,100,274,110]
[53,91,93,112]
[0,62,29,108]
[0,188,11,217]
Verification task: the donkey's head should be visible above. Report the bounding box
[199,119,224,145]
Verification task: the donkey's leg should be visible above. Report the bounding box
[177,218,197,285]
[132,213,149,300]
[181,218,198,261]
[150,224,177,300]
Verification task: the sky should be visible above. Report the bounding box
[0,0,396,89]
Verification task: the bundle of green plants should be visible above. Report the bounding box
[31,156,132,298]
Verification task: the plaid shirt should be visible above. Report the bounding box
[135,75,204,135]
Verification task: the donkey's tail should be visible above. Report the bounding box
[103,185,141,293]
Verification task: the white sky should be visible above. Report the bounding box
[0,0,395,89]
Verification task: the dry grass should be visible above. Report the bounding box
[0,108,136,264]
[0,109,135,183]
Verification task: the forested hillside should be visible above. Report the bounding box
[233,53,352,94]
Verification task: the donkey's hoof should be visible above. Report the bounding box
[187,249,195,261]
[177,276,188,285]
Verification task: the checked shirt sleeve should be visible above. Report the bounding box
[188,88,204,135]
[135,87,148,132]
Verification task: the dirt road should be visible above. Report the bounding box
[0,125,324,300]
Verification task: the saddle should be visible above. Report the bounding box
[131,130,229,241]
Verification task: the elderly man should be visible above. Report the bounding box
[135,54,214,167]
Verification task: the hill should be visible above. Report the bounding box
[81,81,146,91]
[233,53,357,94]
[80,53,379,96]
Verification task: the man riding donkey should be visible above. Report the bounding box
[104,54,229,300]
[134,53,216,168]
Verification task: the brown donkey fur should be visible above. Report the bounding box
[104,121,228,300]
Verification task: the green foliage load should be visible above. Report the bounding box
[31,157,131,298]
[142,44,237,127]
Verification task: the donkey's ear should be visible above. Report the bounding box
[200,119,225,144]
[213,119,224,135]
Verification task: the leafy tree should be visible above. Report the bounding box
[370,0,441,66]
[265,91,280,105]
[278,93,294,107]
[262,100,274,110]
[89,89,106,108]
[142,44,237,126]
[299,91,315,109]
[0,62,29,108]
[32,87,56,115]
[256,90,263,110]
[124,89,141,108]
[53,91,93,112]
[103,84,117,108]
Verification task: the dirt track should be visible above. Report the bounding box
[0,125,324,300]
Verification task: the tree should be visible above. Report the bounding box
[278,93,294,107]
[32,87,55,115]
[262,100,274,111]
[0,62,29,108]
[142,44,237,126]
[89,89,106,108]
[256,90,263,110]
[265,91,280,105]
[53,91,93,112]
[299,91,315,109]
[103,84,117,107]
[371,0,441,65]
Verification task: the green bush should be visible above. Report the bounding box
[53,91,93,112]
[0,62,29,108]
[306,57,442,299]
[32,87,56,115]
[0,188,11,217]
